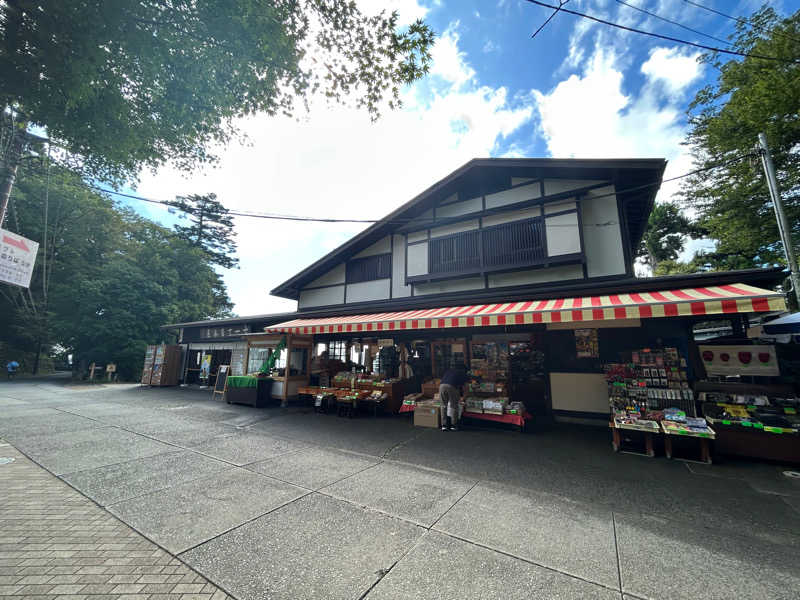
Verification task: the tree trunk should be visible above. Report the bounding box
[32,338,42,375]
[647,250,659,274]
[0,127,25,228]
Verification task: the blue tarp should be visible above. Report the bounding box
[763,312,800,335]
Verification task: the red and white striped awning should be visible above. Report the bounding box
[265,283,786,335]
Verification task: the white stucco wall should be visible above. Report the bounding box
[392,234,411,298]
[346,279,391,303]
[429,219,479,239]
[482,206,541,227]
[484,181,541,210]
[413,277,485,296]
[543,179,607,196]
[436,196,482,219]
[545,212,581,256]
[352,236,391,258]
[487,264,583,288]
[406,242,428,276]
[298,285,345,308]
[305,263,345,288]
[582,186,626,277]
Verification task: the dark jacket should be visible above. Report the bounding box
[441,368,468,388]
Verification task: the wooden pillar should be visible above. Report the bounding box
[282,334,292,407]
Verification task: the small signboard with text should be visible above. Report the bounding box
[0,228,38,288]
[699,344,779,377]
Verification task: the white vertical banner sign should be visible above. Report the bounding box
[0,228,38,288]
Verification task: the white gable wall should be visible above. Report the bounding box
[296,177,631,309]
[352,236,391,258]
[305,263,345,288]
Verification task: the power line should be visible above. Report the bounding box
[531,0,569,39]
[615,0,731,47]
[523,0,799,63]
[87,152,757,226]
[681,0,800,45]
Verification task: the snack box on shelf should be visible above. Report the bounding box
[613,416,661,432]
[661,420,715,439]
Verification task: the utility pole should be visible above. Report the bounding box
[757,132,800,307]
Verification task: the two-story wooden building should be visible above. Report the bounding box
[259,158,786,421]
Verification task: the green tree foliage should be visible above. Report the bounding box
[637,202,700,271]
[680,6,800,271]
[168,194,238,269]
[0,1,434,183]
[0,164,233,378]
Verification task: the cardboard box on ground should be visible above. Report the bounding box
[414,402,441,428]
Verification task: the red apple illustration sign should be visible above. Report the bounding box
[0,228,39,289]
[698,344,779,376]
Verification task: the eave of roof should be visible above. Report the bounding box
[287,267,786,320]
[270,157,667,300]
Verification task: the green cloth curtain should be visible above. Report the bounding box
[227,376,258,388]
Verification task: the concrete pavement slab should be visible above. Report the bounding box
[0,410,97,434]
[656,469,800,547]
[321,461,476,527]
[61,449,231,505]
[142,422,241,447]
[366,531,621,600]
[782,494,800,516]
[686,460,800,498]
[615,512,800,600]
[433,482,619,589]
[182,493,424,600]
[108,467,307,553]
[247,447,381,490]
[26,428,176,475]
[4,424,124,453]
[190,430,307,466]
[251,411,422,456]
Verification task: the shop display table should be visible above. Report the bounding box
[461,410,532,432]
[661,421,715,464]
[225,376,258,407]
[706,424,799,463]
[610,419,660,457]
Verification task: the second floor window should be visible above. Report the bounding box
[346,253,391,283]
[429,230,480,274]
[483,219,546,268]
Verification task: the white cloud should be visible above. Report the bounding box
[429,22,476,90]
[137,20,533,316]
[482,39,500,53]
[641,47,703,98]
[533,45,703,197]
[359,0,429,27]
[535,41,706,275]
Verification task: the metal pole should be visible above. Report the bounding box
[758,132,800,307]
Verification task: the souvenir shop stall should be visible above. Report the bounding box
[695,342,799,463]
[220,333,313,407]
[604,338,800,464]
[605,347,715,462]
[296,338,407,417]
[402,333,543,432]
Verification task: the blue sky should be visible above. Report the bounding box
[126,0,795,316]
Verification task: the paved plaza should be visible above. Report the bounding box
[1,377,799,600]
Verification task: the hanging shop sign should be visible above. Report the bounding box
[575,328,599,358]
[698,344,779,377]
[200,354,212,380]
[0,228,38,288]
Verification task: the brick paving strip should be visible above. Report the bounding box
[0,439,233,600]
